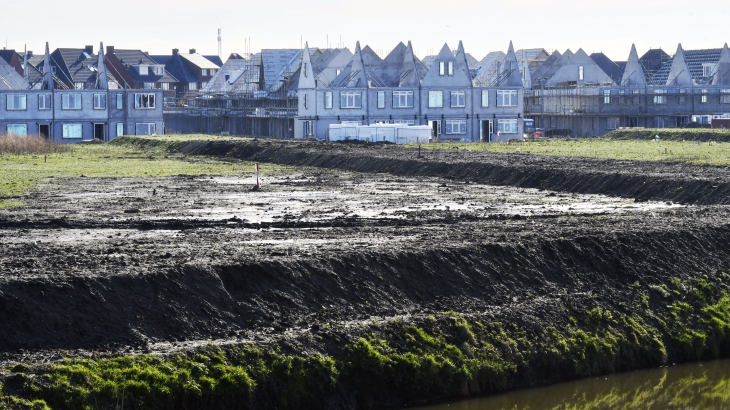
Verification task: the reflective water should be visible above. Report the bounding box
[418,360,730,410]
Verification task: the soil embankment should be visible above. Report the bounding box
[2,139,730,409]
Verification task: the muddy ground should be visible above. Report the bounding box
[2,139,730,407]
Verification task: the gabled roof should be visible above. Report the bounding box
[370,42,408,87]
[464,53,479,68]
[421,55,437,69]
[474,51,506,83]
[0,56,25,90]
[640,48,671,73]
[544,48,613,86]
[665,44,693,86]
[651,46,724,85]
[421,43,472,87]
[712,43,730,86]
[180,52,221,70]
[0,50,23,76]
[109,49,177,84]
[500,41,523,87]
[620,44,646,86]
[52,48,98,84]
[399,41,421,87]
[531,50,561,83]
[331,42,380,88]
[162,53,200,83]
[297,42,316,89]
[203,56,252,92]
[590,52,624,81]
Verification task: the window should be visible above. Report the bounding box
[703,64,713,78]
[116,123,124,137]
[62,93,82,110]
[653,89,667,105]
[679,89,686,104]
[428,91,443,108]
[303,120,313,136]
[578,66,584,81]
[154,66,164,75]
[303,94,308,109]
[136,123,156,135]
[377,91,385,108]
[210,69,216,75]
[450,90,466,107]
[189,82,198,91]
[701,89,708,104]
[38,94,51,110]
[393,120,415,125]
[448,61,454,76]
[62,123,82,139]
[340,121,362,125]
[201,69,208,76]
[6,124,27,136]
[721,89,730,104]
[74,82,85,90]
[325,91,333,109]
[134,93,156,109]
[303,64,307,77]
[444,120,466,134]
[497,119,518,134]
[116,94,123,109]
[496,90,518,107]
[481,90,489,107]
[607,117,619,130]
[393,91,413,108]
[143,83,155,89]
[340,91,362,109]
[93,93,106,110]
[603,90,611,104]
[434,120,442,135]
[336,69,341,76]
[632,89,640,104]
[161,83,169,91]
[439,61,446,76]
[618,90,626,104]
[6,94,27,110]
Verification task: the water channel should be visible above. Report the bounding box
[417,359,730,410]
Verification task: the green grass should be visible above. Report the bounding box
[0,143,289,209]
[408,139,730,166]
[606,128,730,142]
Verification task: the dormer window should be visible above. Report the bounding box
[703,64,713,78]
[448,61,454,76]
[579,66,584,81]
[137,65,149,75]
[439,61,445,76]
[153,66,164,75]
[202,69,208,76]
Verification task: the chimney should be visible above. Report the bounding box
[189,48,196,54]
[27,51,33,57]
[85,45,93,54]
[172,48,179,56]
[106,45,114,54]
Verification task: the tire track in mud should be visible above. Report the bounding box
[121,138,730,206]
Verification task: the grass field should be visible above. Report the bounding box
[412,139,730,166]
[0,142,287,208]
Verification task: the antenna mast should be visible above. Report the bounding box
[217,28,222,58]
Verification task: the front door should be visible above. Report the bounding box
[39,124,49,139]
[481,120,493,142]
[94,123,105,141]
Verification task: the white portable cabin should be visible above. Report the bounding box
[328,123,430,144]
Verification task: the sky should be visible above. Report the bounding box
[1,0,728,62]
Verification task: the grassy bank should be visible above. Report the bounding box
[413,139,730,166]
[605,128,730,142]
[2,275,729,409]
[0,141,287,209]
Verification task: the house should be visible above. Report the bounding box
[151,49,221,96]
[103,46,178,99]
[295,40,524,142]
[1,42,164,142]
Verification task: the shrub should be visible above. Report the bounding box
[0,134,71,155]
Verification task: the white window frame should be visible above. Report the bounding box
[653,89,667,105]
[62,93,82,110]
[444,119,466,134]
[143,83,155,90]
[201,69,208,76]
[189,82,198,91]
[62,123,83,139]
[116,123,124,137]
[497,119,518,134]
[324,91,333,109]
[135,123,156,136]
[74,82,85,90]
[161,83,169,91]
[578,66,584,81]
[6,124,27,137]
[340,91,362,109]
[116,94,123,110]
[439,61,445,76]
[303,93,308,109]
[448,61,454,76]
[38,94,51,110]
[6,94,27,110]
[428,91,443,108]
[603,90,611,104]
[701,89,708,104]
[481,90,489,107]
[392,91,414,108]
[134,93,156,109]
[496,90,518,107]
[703,64,713,78]
[450,90,466,108]
[377,91,385,108]
[393,120,415,125]
[93,93,106,110]
[721,89,730,104]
